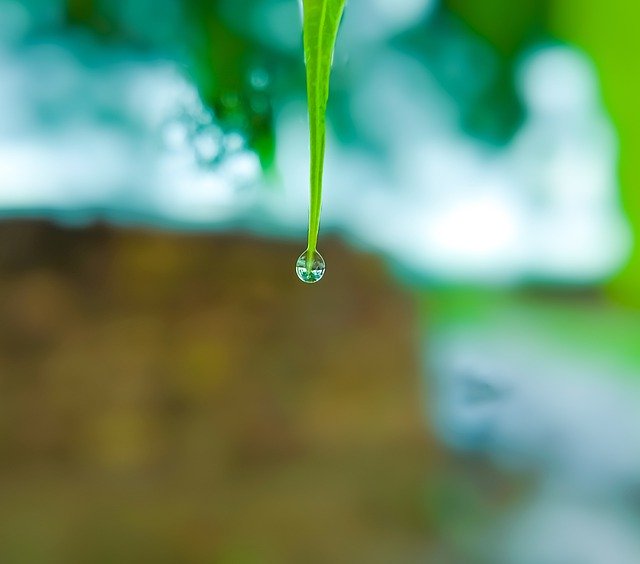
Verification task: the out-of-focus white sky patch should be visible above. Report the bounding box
[155,156,239,223]
[423,189,526,282]
[520,46,598,115]
[0,129,133,208]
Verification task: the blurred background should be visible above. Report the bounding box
[1,0,640,562]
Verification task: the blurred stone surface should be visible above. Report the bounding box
[0,221,466,563]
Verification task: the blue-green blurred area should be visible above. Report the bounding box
[1,0,640,562]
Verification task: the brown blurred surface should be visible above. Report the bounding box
[0,221,460,563]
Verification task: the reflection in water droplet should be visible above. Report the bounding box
[295,249,326,284]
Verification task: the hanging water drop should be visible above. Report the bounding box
[295,249,326,284]
[298,0,345,286]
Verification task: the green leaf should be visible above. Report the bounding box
[302,0,346,261]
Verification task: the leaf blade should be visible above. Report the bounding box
[302,0,345,258]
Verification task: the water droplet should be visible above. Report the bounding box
[295,249,325,284]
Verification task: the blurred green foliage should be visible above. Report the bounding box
[424,288,640,379]
[442,0,549,143]
[64,0,280,166]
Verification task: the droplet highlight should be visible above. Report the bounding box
[295,249,325,284]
